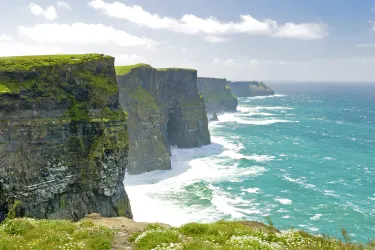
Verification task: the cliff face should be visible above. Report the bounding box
[197,77,237,113]
[227,81,275,97]
[116,65,211,175]
[0,54,132,220]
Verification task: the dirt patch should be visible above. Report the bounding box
[85,213,170,250]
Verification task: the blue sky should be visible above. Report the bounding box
[0,0,375,81]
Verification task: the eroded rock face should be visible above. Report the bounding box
[227,81,275,97]
[116,65,211,175]
[0,54,132,220]
[197,77,237,113]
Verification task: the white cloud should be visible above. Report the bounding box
[213,58,288,68]
[89,0,328,40]
[114,54,148,65]
[29,3,58,20]
[272,22,328,40]
[29,3,43,15]
[18,23,159,48]
[0,41,61,57]
[372,21,375,31]
[57,0,72,10]
[204,35,229,43]
[0,34,12,41]
[356,43,375,48]
[180,47,188,53]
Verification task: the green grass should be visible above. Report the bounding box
[156,67,196,72]
[0,218,114,250]
[0,84,11,94]
[129,221,375,250]
[0,54,112,72]
[115,64,196,75]
[115,64,152,75]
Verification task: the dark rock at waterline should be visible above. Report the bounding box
[210,113,219,121]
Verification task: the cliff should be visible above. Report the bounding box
[116,64,211,175]
[0,54,132,220]
[227,81,275,97]
[197,77,237,113]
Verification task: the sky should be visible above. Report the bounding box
[0,0,375,82]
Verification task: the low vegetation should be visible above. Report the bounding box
[129,221,375,250]
[0,54,111,72]
[0,218,114,250]
[115,64,196,76]
[115,64,152,75]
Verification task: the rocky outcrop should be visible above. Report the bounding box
[209,113,219,122]
[116,64,211,175]
[0,54,132,220]
[227,81,275,97]
[197,77,237,113]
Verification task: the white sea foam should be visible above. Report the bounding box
[219,150,274,162]
[125,134,267,226]
[323,157,336,161]
[237,106,292,113]
[324,190,340,197]
[310,214,322,221]
[235,112,276,117]
[241,95,286,102]
[275,197,293,205]
[283,175,316,190]
[217,113,296,125]
[244,188,261,194]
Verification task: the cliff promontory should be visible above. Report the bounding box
[0,54,132,220]
[227,81,275,97]
[197,77,237,113]
[116,64,211,175]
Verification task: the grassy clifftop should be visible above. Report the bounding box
[0,54,111,72]
[115,64,196,76]
[1,215,374,250]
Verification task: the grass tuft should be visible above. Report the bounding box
[115,64,152,75]
[0,218,114,250]
[0,54,111,72]
[129,221,375,250]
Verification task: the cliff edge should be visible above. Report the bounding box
[197,77,237,113]
[227,81,275,97]
[0,54,132,220]
[116,64,211,175]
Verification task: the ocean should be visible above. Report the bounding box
[125,83,375,242]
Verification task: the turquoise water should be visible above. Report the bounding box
[126,83,375,242]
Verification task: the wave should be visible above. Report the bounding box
[241,94,287,101]
[282,174,317,190]
[275,197,293,205]
[125,134,268,225]
[219,151,274,162]
[217,113,297,125]
[243,187,261,194]
[235,112,276,117]
[237,106,293,113]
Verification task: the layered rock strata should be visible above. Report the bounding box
[227,81,275,97]
[197,77,237,113]
[0,54,132,220]
[116,64,211,175]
